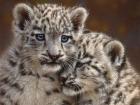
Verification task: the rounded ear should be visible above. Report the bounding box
[13,3,33,31]
[70,7,88,33]
[104,40,126,67]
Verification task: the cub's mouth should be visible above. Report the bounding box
[62,86,82,96]
[39,58,61,65]
[39,58,62,73]
[62,83,83,96]
[64,84,82,91]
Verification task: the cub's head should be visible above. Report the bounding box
[60,57,103,96]
[13,3,88,73]
[60,39,126,96]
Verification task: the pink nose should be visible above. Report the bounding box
[48,53,63,61]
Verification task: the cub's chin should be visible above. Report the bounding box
[62,86,85,96]
[42,64,61,73]
[39,59,62,73]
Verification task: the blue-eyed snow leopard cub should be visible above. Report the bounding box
[0,3,88,105]
[60,32,140,105]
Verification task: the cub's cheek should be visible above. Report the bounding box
[69,46,77,53]
[42,64,61,73]
[74,78,82,85]
[59,54,67,61]
[64,46,77,54]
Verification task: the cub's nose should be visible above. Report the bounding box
[48,52,63,61]
[60,76,67,85]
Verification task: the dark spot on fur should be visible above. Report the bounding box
[1,78,9,84]
[104,97,111,104]
[42,75,55,81]
[94,42,99,48]
[33,26,42,31]
[87,67,90,70]
[41,19,45,23]
[117,92,123,98]
[79,100,93,105]
[95,61,98,64]
[94,88,99,93]
[26,36,29,42]
[8,60,17,67]
[83,29,91,34]
[11,83,23,92]
[28,72,35,76]
[118,55,126,72]
[109,89,115,95]
[0,102,5,105]
[103,40,112,47]
[19,69,36,77]
[91,65,101,73]
[14,49,19,57]
[78,51,81,59]
[43,25,46,32]
[114,92,124,104]
[42,74,49,78]
[53,89,60,93]
[130,97,140,105]
[31,33,34,36]
[0,89,6,96]
[62,100,71,105]
[14,101,19,105]
[101,66,105,69]
[19,70,26,76]
[76,62,83,68]
[46,91,51,96]
[79,39,83,43]
[84,53,94,59]
[86,40,89,45]
[35,20,38,24]
[19,63,24,70]
[116,83,120,88]
[41,10,44,13]
[83,44,86,56]
[95,33,100,38]
[103,71,108,77]
[36,74,40,79]
[86,99,93,104]
[49,76,55,81]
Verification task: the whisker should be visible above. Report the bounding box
[63,61,74,71]
[61,62,67,71]
[69,56,80,62]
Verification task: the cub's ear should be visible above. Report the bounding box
[104,40,126,67]
[13,3,33,31]
[70,7,88,33]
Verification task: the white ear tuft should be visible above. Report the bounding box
[104,40,125,67]
[13,3,33,31]
[70,7,88,32]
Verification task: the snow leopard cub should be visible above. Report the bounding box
[0,3,88,105]
[60,32,140,105]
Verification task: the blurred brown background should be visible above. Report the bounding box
[0,0,140,72]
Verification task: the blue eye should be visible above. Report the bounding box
[61,35,72,43]
[35,34,45,41]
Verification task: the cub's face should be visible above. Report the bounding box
[13,3,88,73]
[60,40,125,96]
[60,57,105,96]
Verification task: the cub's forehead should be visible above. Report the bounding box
[33,4,69,17]
[32,4,72,33]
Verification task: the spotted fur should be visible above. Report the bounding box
[0,3,88,105]
[60,31,140,105]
